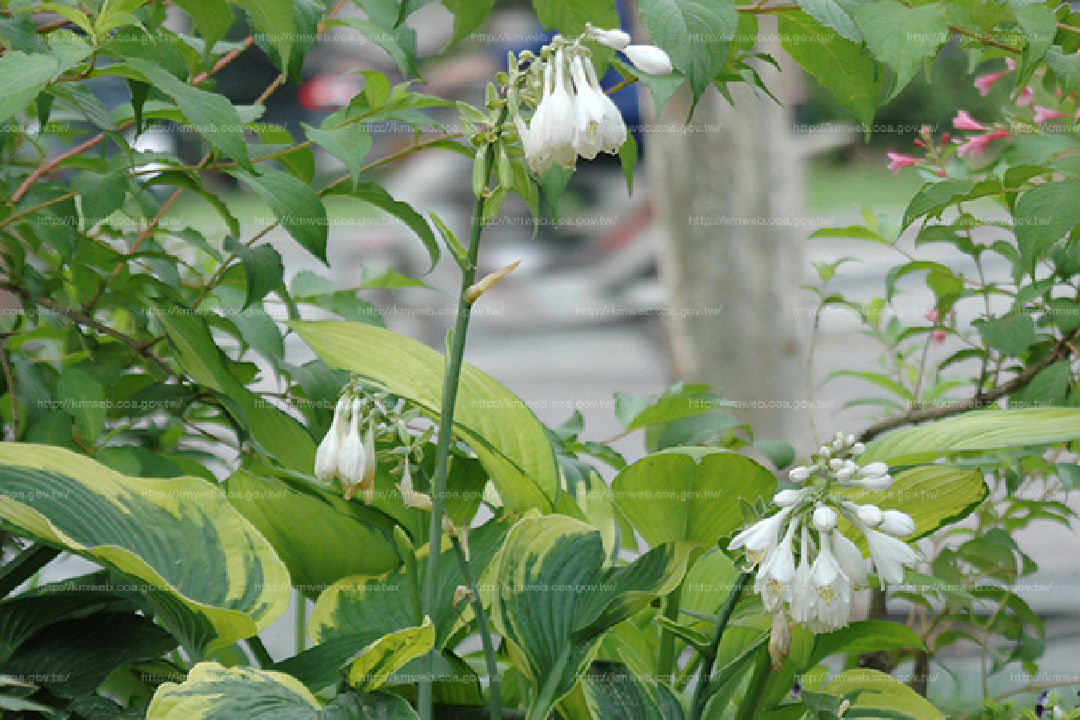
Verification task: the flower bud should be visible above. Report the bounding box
[788,465,811,483]
[586,23,631,50]
[773,489,804,507]
[768,610,791,670]
[850,442,866,455]
[812,505,838,532]
[857,473,893,493]
[857,504,883,527]
[623,44,673,75]
[860,461,889,478]
[879,509,915,537]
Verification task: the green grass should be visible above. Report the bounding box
[806,158,926,212]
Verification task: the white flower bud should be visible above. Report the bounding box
[812,505,838,532]
[850,442,866,455]
[818,445,833,459]
[857,473,893,493]
[773,489,804,507]
[829,458,845,471]
[788,465,811,483]
[857,504,883,527]
[879,510,915,537]
[860,461,889,478]
[623,44,673,75]
[586,23,631,50]
[845,434,856,446]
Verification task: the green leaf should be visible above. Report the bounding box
[854,2,948,99]
[778,12,879,126]
[862,408,1080,464]
[639,0,738,105]
[234,243,283,308]
[173,0,232,50]
[302,122,372,189]
[146,171,240,238]
[147,662,419,719]
[225,471,400,594]
[325,182,438,272]
[1010,360,1071,409]
[531,0,619,35]
[0,444,290,655]
[618,134,638,195]
[0,52,59,126]
[611,449,775,548]
[290,320,557,511]
[582,661,684,720]
[1016,3,1056,83]
[1014,180,1080,266]
[56,367,105,444]
[154,303,317,473]
[324,18,419,78]
[441,0,496,43]
[491,514,687,720]
[825,668,944,720]
[808,621,924,668]
[123,58,252,171]
[229,168,327,263]
[233,0,295,73]
[346,617,434,691]
[73,170,127,229]
[974,314,1036,355]
[799,0,860,42]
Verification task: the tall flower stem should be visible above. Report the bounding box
[417,120,504,718]
[690,570,752,720]
[451,536,502,720]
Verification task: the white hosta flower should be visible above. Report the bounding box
[788,465,811,483]
[773,489,805,507]
[729,507,790,564]
[523,56,577,173]
[859,461,889,478]
[585,23,631,50]
[864,527,919,584]
[831,530,868,586]
[624,44,673,75]
[812,506,837,532]
[856,503,883,527]
[569,54,626,159]
[850,442,866,455]
[788,525,815,624]
[337,400,367,499]
[809,531,853,631]
[878,509,915,537]
[755,520,798,612]
[314,398,348,481]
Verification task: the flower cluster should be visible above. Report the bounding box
[315,393,377,503]
[729,432,920,664]
[511,25,672,174]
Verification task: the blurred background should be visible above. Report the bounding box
[69,0,1076,711]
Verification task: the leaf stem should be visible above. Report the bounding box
[690,570,752,720]
[0,543,60,598]
[657,582,683,683]
[245,636,274,668]
[732,648,771,720]
[451,536,502,720]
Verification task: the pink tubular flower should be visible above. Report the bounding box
[956,131,1011,158]
[1016,86,1034,108]
[952,110,986,131]
[925,308,940,322]
[886,151,919,174]
[1033,105,1068,123]
[973,58,1016,96]
[931,329,947,345]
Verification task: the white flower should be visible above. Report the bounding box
[856,504,883,527]
[831,530,868,586]
[864,527,919,584]
[835,460,858,482]
[522,54,577,173]
[860,461,889,478]
[809,531,853,631]
[337,400,367,499]
[755,519,798,612]
[623,44,673,75]
[788,465,811,483]
[314,397,348,481]
[850,442,866,455]
[812,506,837,532]
[586,23,631,50]
[878,509,915,537]
[729,507,790,564]
[773,489,805,507]
[788,525,815,624]
[569,54,626,159]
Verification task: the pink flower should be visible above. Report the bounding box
[931,329,947,345]
[956,131,1011,158]
[1016,86,1034,108]
[925,308,940,322]
[973,58,1016,96]
[952,110,986,131]
[1033,105,1068,123]
[886,151,919,174]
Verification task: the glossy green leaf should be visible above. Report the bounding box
[611,449,775,548]
[0,444,290,655]
[582,661,685,720]
[302,122,372,189]
[230,168,328,263]
[639,0,738,104]
[290,320,557,510]
[233,0,295,73]
[808,620,924,667]
[0,52,59,126]
[854,2,948,99]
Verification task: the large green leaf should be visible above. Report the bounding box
[147,663,418,719]
[854,2,948,99]
[778,12,879,127]
[808,621,924,668]
[290,320,557,511]
[0,444,290,655]
[232,0,295,74]
[0,52,59,126]
[346,617,434,691]
[582,661,685,720]
[639,0,737,104]
[530,0,619,35]
[155,303,316,473]
[862,408,1080,464]
[1014,180,1080,266]
[838,465,987,541]
[225,471,400,594]
[230,168,328,263]
[611,449,775,548]
[323,182,438,272]
[491,514,687,720]
[825,668,944,720]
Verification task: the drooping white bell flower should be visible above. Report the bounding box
[831,530,868,587]
[878,509,915,537]
[623,44,673,75]
[812,506,838,532]
[337,400,368,500]
[729,506,791,564]
[569,54,626,159]
[788,525,815,624]
[864,526,919,584]
[585,23,631,50]
[809,531,853,631]
[755,519,798,612]
[315,397,349,481]
[536,50,577,170]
